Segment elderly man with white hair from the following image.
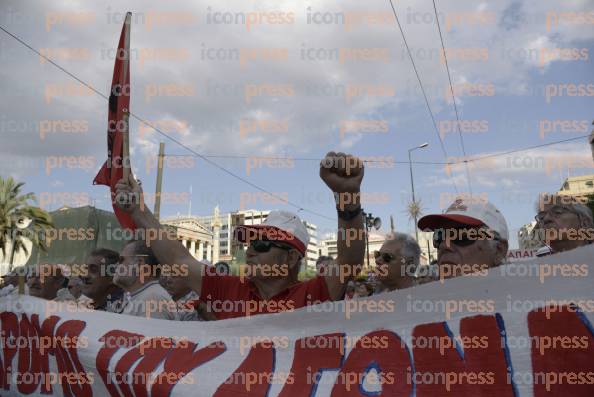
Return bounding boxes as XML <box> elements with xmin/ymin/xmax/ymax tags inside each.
<box><xmin>419</xmin><ymin>197</ymin><xmax>509</xmax><ymax>280</ymax></box>
<box><xmin>373</xmin><ymin>232</ymin><xmax>422</xmax><ymax>293</ymax></box>
<box><xmin>535</xmin><ymin>193</ymin><xmax>594</xmax><ymax>254</ymax></box>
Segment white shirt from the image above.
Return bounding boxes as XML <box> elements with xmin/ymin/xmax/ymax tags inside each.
<box><xmin>0</xmin><ymin>285</ymin><xmax>15</xmax><ymax>297</ymax></box>
<box><xmin>176</xmin><ymin>290</ymin><xmax>201</xmax><ymax>321</ymax></box>
<box><xmin>119</xmin><ymin>281</ymin><xmax>177</xmax><ymax>320</ymax></box>
<box><xmin>54</xmin><ymin>288</ymin><xmax>75</xmax><ymax>301</ymax></box>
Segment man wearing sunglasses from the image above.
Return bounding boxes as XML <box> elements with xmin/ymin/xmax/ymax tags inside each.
<box><xmin>534</xmin><ymin>193</ymin><xmax>594</xmax><ymax>254</ymax></box>
<box><xmin>115</xmin><ymin>151</ymin><xmax>365</xmax><ymax>319</ymax></box>
<box><xmin>418</xmin><ymin>198</ymin><xmax>509</xmax><ymax>280</ymax></box>
<box><xmin>374</xmin><ymin>232</ymin><xmax>421</xmax><ymax>293</ymax></box>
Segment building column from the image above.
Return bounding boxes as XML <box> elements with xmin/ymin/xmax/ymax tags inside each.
<box><xmin>213</xmin><ymin>228</ymin><xmax>220</xmax><ymax>264</ymax></box>
<box><xmin>182</xmin><ymin>239</ymin><xmax>187</xmax><ymax>250</ymax></box>
<box><xmin>206</xmin><ymin>242</ymin><xmax>212</xmax><ymax>262</ymax></box>
<box><xmin>198</xmin><ymin>241</ymin><xmax>204</xmax><ymax>260</ymax></box>
<box><xmin>190</xmin><ymin>240</ymin><xmax>196</xmax><ymax>258</ymax></box>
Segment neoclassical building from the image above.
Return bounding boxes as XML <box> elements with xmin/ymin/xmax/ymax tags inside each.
<box><xmin>162</xmin><ymin>207</ymin><xmax>221</xmax><ymax>264</ymax></box>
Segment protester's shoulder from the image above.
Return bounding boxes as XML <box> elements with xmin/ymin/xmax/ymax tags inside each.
<box><xmin>180</xmin><ymin>290</ymin><xmax>199</xmax><ymax>302</ymax></box>
<box><xmin>202</xmin><ymin>272</ymin><xmax>244</xmax><ymax>287</ymax></box>
<box><xmin>178</xmin><ymin>308</ymin><xmax>200</xmax><ymax>321</ymax></box>
<box><xmin>144</xmin><ymin>282</ymin><xmax>174</xmax><ymax>300</ymax></box>
<box><xmin>0</xmin><ymin>285</ymin><xmax>15</xmax><ymax>297</ymax></box>
<box><xmin>54</xmin><ymin>288</ymin><xmax>75</xmax><ymax>302</ymax></box>
<box><xmin>300</xmin><ymin>275</ymin><xmax>329</xmax><ymax>291</ymax></box>
<box><xmin>303</xmin><ymin>275</ymin><xmax>326</xmax><ymax>284</ymax></box>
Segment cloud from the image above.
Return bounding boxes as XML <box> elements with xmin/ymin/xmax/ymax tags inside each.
<box><xmin>1</xmin><ymin>0</ymin><xmax>592</xmax><ymax>169</ymax></box>
<box><xmin>425</xmin><ymin>141</ymin><xmax>594</xmax><ymax>189</ymax></box>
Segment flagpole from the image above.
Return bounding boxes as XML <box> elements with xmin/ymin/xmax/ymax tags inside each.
<box><xmin>93</xmin><ymin>11</ymin><xmax>136</xmax><ymax>230</ymax></box>
<box><xmin>121</xmin><ymin>12</ymin><xmax>131</xmax><ymax>182</ymax></box>
<box><xmin>154</xmin><ymin>142</ymin><xmax>165</xmax><ymax>221</ymax></box>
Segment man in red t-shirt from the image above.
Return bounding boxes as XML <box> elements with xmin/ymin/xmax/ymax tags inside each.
<box><xmin>115</xmin><ymin>151</ymin><xmax>365</xmax><ymax>319</ymax></box>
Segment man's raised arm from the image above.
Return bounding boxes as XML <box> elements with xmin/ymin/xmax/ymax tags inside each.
<box><xmin>115</xmin><ymin>174</ymin><xmax>206</xmax><ymax>295</ymax></box>
<box><xmin>319</xmin><ymin>152</ymin><xmax>365</xmax><ymax>301</ymax></box>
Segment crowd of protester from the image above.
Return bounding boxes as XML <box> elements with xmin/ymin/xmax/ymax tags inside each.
<box><xmin>1</xmin><ymin>152</ymin><xmax>592</xmax><ymax>323</ymax></box>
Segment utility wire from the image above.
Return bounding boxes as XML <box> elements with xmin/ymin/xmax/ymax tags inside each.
<box><xmin>163</xmin><ymin>135</ymin><xmax>590</xmax><ymax>166</ymax></box>
<box><xmin>386</xmin><ymin>0</ymin><xmax>459</xmax><ymax>193</ymax></box>
<box><xmin>165</xmin><ymin>133</ymin><xmax>591</xmax><ymax>165</ymax></box>
<box><xmin>164</xmin><ymin>154</ymin><xmax>451</xmax><ymax>164</ymax></box>
<box><xmin>463</xmin><ymin>135</ymin><xmax>590</xmax><ymax>163</ymax></box>
<box><xmin>0</xmin><ymin>24</ymin><xmax>336</xmax><ymax>221</ymax></box>
<box><xmin>431</xmin><ymin>0</ymin><xmax>473</xmax><ymax>193</ymax></box>
<box><xmin>0</xmin><ymin>25</ymin><xmax>589</xmax><ymax>213</ymax></box>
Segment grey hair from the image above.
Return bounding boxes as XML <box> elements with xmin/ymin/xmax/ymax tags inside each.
<box><xmin>573</xmin><ymin>203</ymin><xmax>594</xmax><ymax>228</ymax></box>
<box><xmin>536</xmin><ymin>193</ymin><xmax>594</xmax><ymax>228</ymax></box>
<box><xmin>385</xmin><ymin>232</ymin><xmax>421</xmax><ymax>265</ymax></box>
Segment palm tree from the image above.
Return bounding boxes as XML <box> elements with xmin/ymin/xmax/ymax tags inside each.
<box><xmin>0</xmin><ymin>176</ymin><xmax>54</xmax><ymax>271</ymax></box>
<box><xmin>406</xmin><ymin>199</ymin><xmax>423</xmax><ymax>224</ymax></box>
<box><xmin>405</xmin><ymin>198</ymin><xmax>424</xmax><ymax>242</ymax></box>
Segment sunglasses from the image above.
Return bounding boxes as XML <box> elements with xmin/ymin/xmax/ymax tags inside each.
<box><xmin>249</xmin><ymin>240</ymin><xmax>292</xmax><ymax>253</ymax></box>
<box><xmin>373</xmin><ymin>250</ymin><xmax>397</xmax><ymax>263</ymax></box>
<box><xmin>432</xmin><ymin>228</ymin><xmax>486</xmax><ymax>249</ymax></box>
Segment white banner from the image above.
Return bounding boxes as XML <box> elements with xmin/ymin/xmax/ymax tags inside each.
<box><xmin>1</xmin><ymin>245</ymin><xmax>593</xmax><ymax>396</ymax></box>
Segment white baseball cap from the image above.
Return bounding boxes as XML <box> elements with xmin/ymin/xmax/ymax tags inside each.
<box><xmin>418</xmin><ymin>197</ymin><xmax>509</xmax><ymax>241</ymax></box>
<box><xmin>234</xmin><ymin>210</ymin><xmax>310</xmax><ymax>255</ymax></box>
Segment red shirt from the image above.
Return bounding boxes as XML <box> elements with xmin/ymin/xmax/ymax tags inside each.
<box><xmin>199</xmin><ymin>274</ymin><xmax>331</xmax><ymax>320</ymax></box>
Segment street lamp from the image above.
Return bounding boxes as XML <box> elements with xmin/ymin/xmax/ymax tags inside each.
<box><xmin>408</xmin><ymin>143</ymin><xmax>429</xmax><ymax>242</ymax></box>
<box><xmin>363</xmin><ymin>211</ymin><xmax>381</xmax><ymax>270</ymax></box>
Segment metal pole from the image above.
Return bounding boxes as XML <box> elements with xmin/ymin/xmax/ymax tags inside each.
<box><xmin>409</xmin><ymin>149</ymin><xmax>419</xmax><ymax>242</ymax></box>
<box><xmin>121</xmin><ymin>13</ymin><xmax>132</xmax><ymax>183</ymax></box>
<box><xmin>365</xmin><ymin>221</ymin><xmax>370</xmax><ymax>270</ymax></box>
<box><xmin>154</xmin><ymin>142</ymin><xmax>165</xmax><ymax>220</ymax></box>
<box><xmin>8</xmin><ymin>242</ymin><xmax>16</xmax><ymax>273</ymax></box>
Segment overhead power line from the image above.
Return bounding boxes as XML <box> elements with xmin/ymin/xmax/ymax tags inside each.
<box><xmin>164</xmin><ymin>134</ymin><xmax>591</xmax><ymax>165</ymax></box>
<box><xmin>386</xmin><ymin>0</ymin><xmax>460</xmax><ymax>194</ymax></box>
<box><xmin>431</xmin><ymin>0</ymin><xmax>473</xmax><ymax>193</ymax></box>
<box><xmin>0</xmin><ymin>24</ymin><xmax>336</xmax><ymax>221</ymax></box>
<box><xmin>0</xmin><ymin>24</ymin><xmax>590</xmax><ymax>217</ymax></box>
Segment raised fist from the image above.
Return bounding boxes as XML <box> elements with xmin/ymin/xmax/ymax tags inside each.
<box><xmin>114</xmin><ymin>173</ymin><xmax>144</xmax><ymax>213</ymax></box>
<box><xmin>320</xmin><ymin>152</ymin><xmax>364</xmax><ymax>209</ymax></box>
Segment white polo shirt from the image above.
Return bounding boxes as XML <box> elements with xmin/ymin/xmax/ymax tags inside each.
<box><xmin>119</xmin><ymin>281</ymin><xmax>177</xmax><ymax>320</ymax></box>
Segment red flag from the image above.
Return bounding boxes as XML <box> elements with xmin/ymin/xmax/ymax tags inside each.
<box><xmin>93</xmin><ymin>12</ymin><xmax>135</xmax><ymax>230</ymax></box>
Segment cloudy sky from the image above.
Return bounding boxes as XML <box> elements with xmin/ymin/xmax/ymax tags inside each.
<box><xmin>1</xmin><ymin>0</ymin><xmax>593</xmax><ymax>247</ymax></box>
